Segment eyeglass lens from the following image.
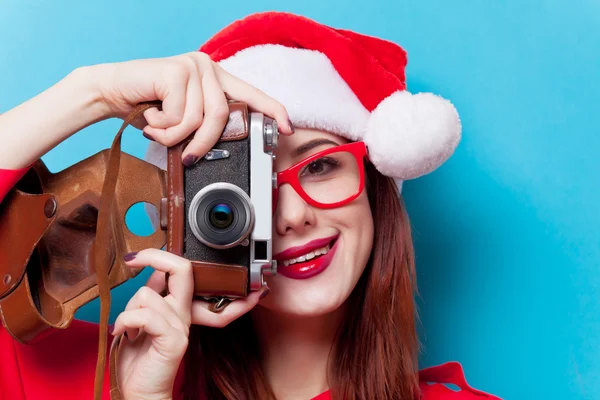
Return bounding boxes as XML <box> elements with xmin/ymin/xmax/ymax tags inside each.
<box><xmin>297</xmin><ymin>150</ymin><xmax>360</xmax><ymax>205</ymax></box>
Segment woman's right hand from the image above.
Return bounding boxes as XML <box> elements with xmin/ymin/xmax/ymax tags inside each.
<box><xmin>92</xmin><ymin>51</ymin><xmax>294</xmax><ymax>163</ymax></box>
<box><xmin>111</xmin><ymin>249</ymin><xmax>269</xmax><ymax>400</ymax></box>
<box><xmin>0</xmin><ymin>51</ymin><xmax>293</xmax><ymax>169</ymax></box>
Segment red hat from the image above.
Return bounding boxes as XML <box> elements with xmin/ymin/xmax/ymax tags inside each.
<box><xmin>147</xmin><ymin>12</ymin><xmax>461</xmax><ymax>182</ymax></box>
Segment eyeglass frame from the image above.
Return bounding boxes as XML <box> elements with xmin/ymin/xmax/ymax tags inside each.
<box><xmin>273</xmin><ymin>141</ymin><xmax>369</xmax><ymax>210</ymax></box>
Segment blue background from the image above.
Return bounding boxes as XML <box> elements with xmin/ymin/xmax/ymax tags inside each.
<box><xmin>1</xmin><ymin>1</ymin><xmax>598</xmax><ymax>399</ymax></box>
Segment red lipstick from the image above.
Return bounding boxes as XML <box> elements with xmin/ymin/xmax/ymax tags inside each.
<box><xmin>274</xmin><ymin>235</ymin><xmax>339</xmax><ymax>280</ymax></box>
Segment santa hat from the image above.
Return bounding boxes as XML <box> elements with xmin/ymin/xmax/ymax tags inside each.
<box><xmin>145</xmin><ymin>12</ymin><xmax>461</xmax><ymax>183</ymax></box>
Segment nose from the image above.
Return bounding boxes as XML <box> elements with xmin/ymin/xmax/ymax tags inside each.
<box><xmin>274</xmin><ymin>184</ymin><xmax>316</xmax><ymax>236</ymax></box>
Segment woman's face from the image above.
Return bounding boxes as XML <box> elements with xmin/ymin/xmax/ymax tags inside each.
<box><xmin>260</xmin><ymin>128</ymin><xmax>374</xmax><ymax>317</ymax></box>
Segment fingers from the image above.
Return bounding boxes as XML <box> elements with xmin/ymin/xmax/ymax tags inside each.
<box><xmin>123</xmin><ymin>249</ymin><xmax>193</xmax><ymax>326</ymax></box>
<box><xmin>190</xmin><ymin>287</ymin><xmax>268</xmax><ymax>328</ymax></box>
<box><xmin>123</xmin><ymin>247</ymin><xmax>269</xmax><ymax>332</ymax></box>
<box><xmin>137</xmin><ymin>52</ymin><xmax>293</xmax><ymax>158</ymax></box>
<box><xmin>145</xmin><ymin>270</ymin><xmax>167</xmax><ymax>294</ymax></box>
<box><xmin>143</xmin><ymin>107</ymin><xmax>163</xmax><ymax>127</ymax></box>
<box><xmin>111</xmin><ymin>308</ymin><xmax>189</xmax><ymax>359</ymax></box>
<box><xmin>214</xmin><ymin>62</ymin><xmax>294</xmax><ymax>135</ymax></box>
<box><xmin>123</xmin><ymin>286</ymin><xmax>189</xmax><ymax>340</ymax></box>
<box><xmin>145</xmin><ymin>62</ymin><xmax>205</xmax><ymax>147</ymax></box>
<box><xmin>144</xmin><ymin>62</ymin><xmax>190</xmax><ymax>128</ymax></box>
<box><xmin>112</xmin><ymin>307</ymin><xmax>169</xmax><ymax>337</ymax></box>
<box><xmin>181</xmin><ymin>60</ymin><xmax>230</xmax><ymax>164</ymax></box>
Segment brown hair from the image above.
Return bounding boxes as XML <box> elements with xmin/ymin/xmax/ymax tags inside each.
<box><xmin>183</xmin><ymin>163</ymin><xmax>420</xmax><ymax>399</ymax></box>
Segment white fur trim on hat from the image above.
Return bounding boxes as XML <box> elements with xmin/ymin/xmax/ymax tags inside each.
<box><xmin>218</xmin><ymin>44</ymin><xmax>370</xmax><ymax>140</ymax></box>
<box><xmin>145</xmin><ymin>44</ymin><xmax>461</xmax><ymax>182</ymax></box>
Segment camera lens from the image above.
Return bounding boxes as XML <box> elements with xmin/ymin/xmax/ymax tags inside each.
<box><xmin>188</xmin><ymin>183</ymin><xmax>254</xmax><ymax>249</ymax></box>
<box><xmin>209</xmin><ymin>203</ymin><xmax>234</xmax><ymax>229</ymax></box>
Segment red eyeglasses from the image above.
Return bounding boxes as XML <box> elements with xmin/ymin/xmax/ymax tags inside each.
<box><xmin>273</xmin><ymin>141</ymin><xmax>368</xmax><ymax>209</ymax></box>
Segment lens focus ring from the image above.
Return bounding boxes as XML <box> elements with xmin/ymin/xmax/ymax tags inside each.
<box><xmin>188</xmin><ymin>183</ymin><xmax>254</xmax><ymax>249</ymax></box>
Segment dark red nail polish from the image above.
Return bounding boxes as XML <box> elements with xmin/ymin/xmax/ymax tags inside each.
<box><xmin>183</xmin><ymin>155</ymin><xmax>199</xmax><ymax>167</ymax></box>
<box><xmin>259</xmin><ymin>287</ymin><xmax>270</xmax><ymax>299</ymax></box>
<box><xmin>123</xmin><ymin>252</ymin><xmax>138</xmax><ymax>262</ymax></box>
<box><xmin>143</xmin><ymin>132</ymin><xmax>155</xmax><ymax>141</ymax></box>
<box><xmin>287</xmin><ymin>119</ymin><xmax>295</xmax><ymax>134</ymax></box>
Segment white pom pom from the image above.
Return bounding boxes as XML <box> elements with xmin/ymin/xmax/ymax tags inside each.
<box><xmin>364</xmin><ymin>91</ymin><xmax>461</xmax><ymax>180</ymax></box>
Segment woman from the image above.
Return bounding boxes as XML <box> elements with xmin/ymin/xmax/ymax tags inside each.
<box><xmin>0</xmin><ymin>12</ymin><xmax>500</xmax><ymax>400</ymax></box>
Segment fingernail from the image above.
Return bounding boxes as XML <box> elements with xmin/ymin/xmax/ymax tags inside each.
<box><xmin>123</xmin><ymin>252</ymin><xmax>138</xmax><ymax>262</ymax></box>
<box><xmin>259</xmin><ymin>287</ymin><xmax>270</xmax><ymax>300</ymax></box>
<box><xmin>142</xmin><ymin>132</ymin><xmax>156</xmax><ymax>141</ymax></box>
<box><xmin>183</xmin><ymin>154</ymin><xmax>199</xmax><ymax>167</ymax></box>
<box><xmin>287</xmin><ymin>118</ymin><xmax>295</xmax><ymax>134</ymax></box>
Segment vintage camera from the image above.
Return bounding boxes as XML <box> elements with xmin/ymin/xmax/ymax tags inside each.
<box><xmin>177</xmin><ymin>102</ymin><xmax>279</xmax><ymax>293</ymax></box>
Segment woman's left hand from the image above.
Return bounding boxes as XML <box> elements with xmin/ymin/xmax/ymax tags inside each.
<box><xmin>111</xmin><ymin>248</ymin><xmax>267</xmax><ymax>400</ymax></box>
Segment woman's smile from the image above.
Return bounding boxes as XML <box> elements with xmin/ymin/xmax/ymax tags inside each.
<box><xmin>274</xmin><ymin>234</ymin><xmax>340</xmax><ymax>279</ymax></box>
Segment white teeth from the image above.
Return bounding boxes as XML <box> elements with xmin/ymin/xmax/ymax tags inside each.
<box><xmin>314</xmin><ymin>246</ymin><xmax>327</xmax><ymax>256</ymax></box>
<box><xmin>280</xmin><ymin>243</ymin><xmax>332</xmax><ymax>265</ymax></box>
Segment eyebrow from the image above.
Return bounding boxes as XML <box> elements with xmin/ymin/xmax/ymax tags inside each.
<box><xmin>292</xmin><ymin>138</ymin><xmax>340</xmax><ymax>157</ymax></box>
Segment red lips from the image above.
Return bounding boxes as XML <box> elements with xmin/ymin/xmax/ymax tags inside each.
<box><xmin>274</xmin><ymin>235</ymin><xmax>339</xmax><ymax>280</ymax></box>
<box><xmin>273</xmin><ymin>235</ymin><xmax>338</xmax><ymax>260</ymax></box>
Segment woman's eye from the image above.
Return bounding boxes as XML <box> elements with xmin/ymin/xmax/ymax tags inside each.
<box><xmin>301</xmin><ymin>157</ymin><xmax>339</xmax><ymax>176</ymax></box>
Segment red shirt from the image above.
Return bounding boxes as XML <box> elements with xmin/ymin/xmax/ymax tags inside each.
<box><xmin>0</xmin><ymin>168</ymin><xmax>501</xmax><ymax>400</ymax></box>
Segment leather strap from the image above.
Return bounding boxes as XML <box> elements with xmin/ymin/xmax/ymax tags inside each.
<box><xmin>94</xmin><ymin>102</ymin><xmax>159</xmax><ymax>400</ymax></box>
<box><xmin>109</xmin><ymin>332</ymin><xmax>124</xmax><ymax>400</ymax></box>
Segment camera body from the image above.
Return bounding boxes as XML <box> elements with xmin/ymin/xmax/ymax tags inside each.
<box><xmin>181</xmin><ymin>103</ymin><xmax>278</xmax><ymax>294</ymax></box>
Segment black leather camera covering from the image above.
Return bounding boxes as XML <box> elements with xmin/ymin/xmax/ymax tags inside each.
<box><xmin>183</xmin><ymin>139</ymin><xmax>251</xmax><ymax>267</ymax></box>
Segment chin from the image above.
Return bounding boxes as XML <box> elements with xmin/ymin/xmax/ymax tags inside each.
<box><xmin>260</xmin><ymin>251</ymin><xmax>364</xmax><ymax>318</ymax></box>
<box><xmin>260</xmin><ymin>286</ymin><xmax>348</xmax><ymax>317</ymax></box>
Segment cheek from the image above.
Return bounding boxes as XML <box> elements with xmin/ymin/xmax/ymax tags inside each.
<box><xmin>261</xmin><ymin>194</ymin><xmax>374</xmax><ymax>315</ymax></box>
<box><xmin>328</xmin><ymin>194</ymin><xmax>374</xmax><ymax>298</ymax></box>
<box><xmin>344</xmin><ymin>195</ymin><xmax>374</xmax><ymax>277</ymax></box>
